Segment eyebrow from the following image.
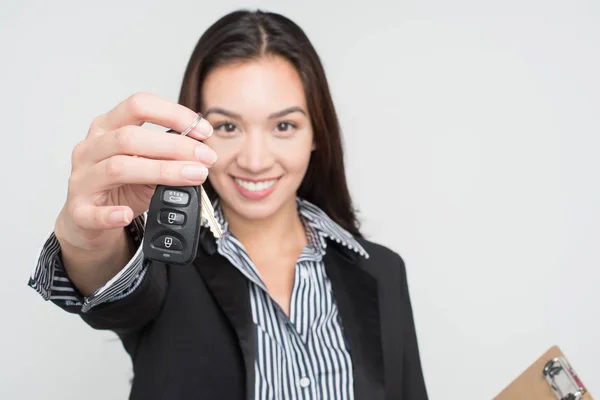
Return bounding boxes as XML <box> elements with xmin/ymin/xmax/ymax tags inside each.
<box><xmin>204</xmin><ymin>106</ymin><xmax>306</xmax><ymax>120</ymax></box>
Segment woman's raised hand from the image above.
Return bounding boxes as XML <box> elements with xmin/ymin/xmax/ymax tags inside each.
<box><xmin>55</xmin><ymin>92</ymin><xmax>216</xmax><ymax>254</ymax></box>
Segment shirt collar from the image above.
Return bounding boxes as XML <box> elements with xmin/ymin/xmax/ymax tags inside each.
<box><xmin>206</xmin><ymin>196</ymin><xmax>369</xmax><ymax>260</ymax></box>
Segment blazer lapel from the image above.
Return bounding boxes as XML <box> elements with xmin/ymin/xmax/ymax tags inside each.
<box><xmin>192</xmin><ymin>230</ymin><xmax>385</xmax><ymax>400</ymax></box>
<box><xmin>324</xmin><ymin>243</ymin><xmax>385</xmax><ymax>400</ymax></box>
<box><xmin>193</xmin><ymin>230</ymin><xmax>256</xmax><ymax>400</ymax></box>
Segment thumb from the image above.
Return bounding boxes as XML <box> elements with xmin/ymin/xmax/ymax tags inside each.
<box><xmin>72</xmin><ymin>204</ymin><xmax>135</xmax><ymax>231</ymax></box>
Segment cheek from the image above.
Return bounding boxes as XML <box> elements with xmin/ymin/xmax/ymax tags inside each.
<box><xmin>275</xmin><ymin>135</ymin><xmax>313</xmax><ymax>174</ymax></box>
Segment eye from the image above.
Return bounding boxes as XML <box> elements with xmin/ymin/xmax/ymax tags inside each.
<box><xmin>213</xmin><ymin>122</ymin><xmax>238</xmax><ymax>136</ymax></box>
<box><xmin>275</xmin><ymin>122</ymin><xmax>296</xmax><ymax>135</ymax></box>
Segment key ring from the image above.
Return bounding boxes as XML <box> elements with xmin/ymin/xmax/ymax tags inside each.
<box><xmin>180</xmin><ymin>112</ymin><xmax>203</xmax><ymax>136</ymax></box>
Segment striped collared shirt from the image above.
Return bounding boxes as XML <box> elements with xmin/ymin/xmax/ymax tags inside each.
<box><xmin>28</xmin><ymin>197</ymin><xmax>369</xmax><ymax>399</ymax></box>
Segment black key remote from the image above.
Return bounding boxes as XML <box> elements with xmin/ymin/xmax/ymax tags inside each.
<box><xmin>142</xmin><ymin>185</ymin><xmax>202</xmax><ymax>265</ymax></box>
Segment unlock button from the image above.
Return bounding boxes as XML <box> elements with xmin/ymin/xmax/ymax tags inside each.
<box><xmin>160</xmin><ymin>210</ymin><xmax>185</xmax><ymax>226</ymax></box>
<box><xmin>153</xmin><ymin>235</ymin><xmax>183</xmax><ymax>251</ymax></box>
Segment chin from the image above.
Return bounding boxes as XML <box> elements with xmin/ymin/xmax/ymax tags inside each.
<box><xmin>229</xmin><ymin>201</ymin><xmax>280</xmax><ymax>222</ymax></box>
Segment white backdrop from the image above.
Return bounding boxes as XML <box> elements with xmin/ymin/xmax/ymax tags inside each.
<box><xmin>1</xmin><ymin>0</ymin><xmax>599</xmax><ymax>398</ymax></box>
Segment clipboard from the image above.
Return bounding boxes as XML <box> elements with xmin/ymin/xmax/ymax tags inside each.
<box><xmin>494</xmin><ymin>345</ymin><xmax>593</xmax><ymax>400</ymax></box>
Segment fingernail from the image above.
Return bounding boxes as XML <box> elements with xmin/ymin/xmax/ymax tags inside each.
<box><xmin>109</xmin><ymin>210</ymin><xmax>125</xmax><ymax>224</ymax></box>
<box><xmin>193</xmin><ymin>119</ymin><xmax>213</xmax><ymax>138</ymax></box>
<box><xmin>181</xmin><ymin>165</ymin><xmax>208</xmax><ymax>180</ymax></box>
<box><xmin>195</xmin><ymin>146</ymin><xmax>217</xmax><ymax>163</ymax></box>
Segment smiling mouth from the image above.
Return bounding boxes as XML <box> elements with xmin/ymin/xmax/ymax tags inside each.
<box><xmin>233</xmin><ymin>177</ymin><xmax>280</xmax><ymax>192</ymax></box>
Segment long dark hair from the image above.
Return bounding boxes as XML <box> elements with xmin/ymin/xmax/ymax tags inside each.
<box><xmin>177</xmin><ymin>9</ymin><xmax>362</xmax><ymax>237</ymax></box>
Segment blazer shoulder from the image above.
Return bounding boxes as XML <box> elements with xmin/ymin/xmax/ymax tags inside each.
<box><xmin>353</xmin><ymin>236</ymin><xmax>407</xmax><ymax>275</ymax></box>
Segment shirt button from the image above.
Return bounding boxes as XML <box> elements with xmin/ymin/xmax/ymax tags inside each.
<box><xmin>299</xmin><ymin>377</ymin><xmax>311</xmax><ymax>388</ymax></box>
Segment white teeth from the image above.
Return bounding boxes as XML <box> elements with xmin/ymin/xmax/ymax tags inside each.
<box><xmin>235</xmin><ymin>178</ymin><xmax>278</xmax><ymax>192</ymax></box>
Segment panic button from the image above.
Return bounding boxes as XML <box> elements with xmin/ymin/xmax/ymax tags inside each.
<box><xmin>152</xmin><ymin>235</ymin><xmax>183</xmax><ymax>251</ymax></box>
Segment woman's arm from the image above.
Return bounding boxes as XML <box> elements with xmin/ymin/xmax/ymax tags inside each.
<box><xmin>78</xmin><ymin>258</ymin><xmax>167</xmax><ymax>336</ymax></box>
<box><xmin>29</xmin><ymin>214</ymin><xmax>167</xmax><ymax>337</ymax></box>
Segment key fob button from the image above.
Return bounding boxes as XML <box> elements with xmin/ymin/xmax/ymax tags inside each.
<box><xmin>143</xmin><ymin>184</ymin><xmax>202</xmax><ymax>265</ymax></box>
<box><xmin>162</xmin><ymin>190</ymin><xmax>190</xmax><ymax>206</ymax></box>
<box><xmin>159</xmin><ymin>210</ymin><xmax>186</xmax><ymax>226</ymax></box>
<box><xmin>153</xmin><ymin>235</ymin><xmax>184</xmax><ymax>251</ymax></box>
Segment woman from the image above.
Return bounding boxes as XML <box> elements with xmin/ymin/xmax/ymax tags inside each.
<box><xmin>29</xmin><ymin>9</ymin><xmax>428</xmax><ymax>400</ymax></box>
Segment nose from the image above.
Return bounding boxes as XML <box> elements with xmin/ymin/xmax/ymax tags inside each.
<box><xmin>236</xmin><ymin>130</ymin><xmax>274</xmax><ymax>174</ymax></box>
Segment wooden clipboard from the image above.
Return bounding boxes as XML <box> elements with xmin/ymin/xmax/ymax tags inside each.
<box><xmin>494</xmin><ymin>345</ymin><xmax>593</xmax><ymax>400</ymax></box>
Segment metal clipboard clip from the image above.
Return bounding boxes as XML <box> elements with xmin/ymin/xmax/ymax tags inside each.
<box><xmin>543</xmin><ymin>356</ymin><xmax>588</xmax><ymax>400</ymax></box>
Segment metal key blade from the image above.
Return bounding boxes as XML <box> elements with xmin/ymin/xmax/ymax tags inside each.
<box><xmin>199</xmin><ymin>185</ymin><xmax>223</xmax><ymax>238</ymax></box>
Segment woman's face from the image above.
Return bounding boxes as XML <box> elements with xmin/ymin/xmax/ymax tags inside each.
<box><xmin>201</xmin><ymin>55</ymin><xmax>314</xmax><ymax>223</ymax></box>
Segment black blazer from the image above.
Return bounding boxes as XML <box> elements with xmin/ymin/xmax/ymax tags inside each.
<box><xmin>73</xmin><ymin>230</ymin><xmax>428</xmax><ymax>400</ymax></box>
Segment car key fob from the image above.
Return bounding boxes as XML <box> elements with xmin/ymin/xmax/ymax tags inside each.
<box><xmin>142</xmin><ymin>185</ymin><xmax>202</xmax><ymax>265</ymax></box>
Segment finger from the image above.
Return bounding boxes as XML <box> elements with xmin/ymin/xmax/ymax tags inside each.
<box><xmin>89</xmin><ymin>92</ymin><xmax>213</xmax><ymax>141</ymax></box>
<box><xmin>71</xmin><ymin>204</ymin><xmax>134</xmax><ymax>231</ymax></box>
<box><xmin>77</xmin><ymin>125</ymin><xmax>218</xmax><ymax>166</ymax></box>
<box><xmin>79</xmin><ymin>155</ymin><xmax>209</xmax><ymax>192</ymax></box>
